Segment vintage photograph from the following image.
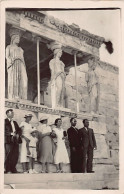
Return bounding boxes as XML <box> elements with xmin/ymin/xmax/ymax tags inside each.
<box><xmin>1</xmin><ymin>4</ymin><xmax>120</xmax><ymax>190</ymax></box>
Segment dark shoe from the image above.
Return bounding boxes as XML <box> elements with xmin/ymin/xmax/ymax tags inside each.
<box><xmin>87</xmin><ymin>171</ymin><xmax>94</xmax><ymax>173</ymax></box>
<box><xmin>11</xmin><ymin>170</ymin><xmax>20</xmax><ymax>173</ymax></box>
<box><xmin>4</xmin><ymin>171</ymin><xmax>12</xmax><ymax>174</ymax></box>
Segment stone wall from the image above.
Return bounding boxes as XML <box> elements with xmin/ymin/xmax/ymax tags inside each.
<box><xmin>65</xmin><ymin>61</ymin><xmax>119</xmax><ymax>170</ymax></box>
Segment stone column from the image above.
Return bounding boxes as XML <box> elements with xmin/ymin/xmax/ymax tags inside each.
<box><xmin>48</xmin><ymin>41</ymin><xmax>66</xmax><ymax>109</ymax></box>
<box><xmin>85</xmin><ymin>56</ymin><xmax>100</xmax><ymax>114</ymax></box>
<box><xmin>6</xmin><ymin>27</ymin><xmax>28</xmax><ymax>100</ymax></box>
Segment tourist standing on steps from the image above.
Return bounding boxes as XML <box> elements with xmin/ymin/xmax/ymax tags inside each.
<box><xmin>27</xmin><ymin>127</ymin><xmax>38</xmax><ymax>174</ymax></box>
<box><xmin>52</xmin><ymin>118</ymin><xmax>69</xmax><ymax>173</ymax></box>
<box><xmin>67</xmin><ymin>118</ymin><xmax>82</xmax><ymax>173</ymax></box>
<box><xmin>4</xmin><ymin>109</ymin><xmax>22</xmax><ymax>173</ymax></box>
<box><xmin>79</xmin><ymin>119</ymin><xmax>97</xmax><ymax>173</ymax></box>
<box><xmin>19</xmin><ymin>114</ymin><xmax>33</xmax><ymax>173</ymax></box>
<box><xmin>37</xmin><ymin>116</ymin><xmax>55</xmax><ymax>173</ymax></box>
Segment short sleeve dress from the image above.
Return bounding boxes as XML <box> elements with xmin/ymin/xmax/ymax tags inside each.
<box><xmin>19</xmin><ymin>121</ymin><xmax>32</xmax><ymax>163</ymax></box>
<box><xmin>37</xmin><ymin>124</ymin><xmax>54</xmax><ymax>163</ymax></box>
<box><xmin>53</xmin><ymin>127</ymin><xmax>69</xmax><ymax>164</ymax></box>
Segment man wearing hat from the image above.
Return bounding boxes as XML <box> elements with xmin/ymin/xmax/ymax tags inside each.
<box><xmin>4</xmin><ymin>109</ymin><xmax>22</xmax><ymax>173</ymax></box>
<box><xmin>19</xmin><ymin>113</ymin><xmax>33</xmax><ymax>173</ymax></box>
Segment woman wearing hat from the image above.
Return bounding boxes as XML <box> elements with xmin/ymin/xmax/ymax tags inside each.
<box><xmin>19</xmin><ymin>114</ymin><xmax>33</xmax><ymax>173</ymax></box>
<box><xmin>37</xmin><ymin>116</ymin><xmax>54</xmax><ymax>173</ymax></box>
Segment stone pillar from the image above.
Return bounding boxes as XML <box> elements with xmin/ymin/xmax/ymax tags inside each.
<box><xmin>48</xmin><ymin>41</ymin><xmax>66</xmax><ymax>109</ymax></box>
<box><xmin>85</xmin><ymin>56</ymin><xmax>100</xmax><ymax>114</ymax></box>
<box><xmin>6</xmin><ymin>27</ymin><xmax>28</xmax><ymax>100</ymax></box>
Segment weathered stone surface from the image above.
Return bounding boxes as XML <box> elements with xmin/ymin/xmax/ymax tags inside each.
<box><xmin>98</xmin><ymin>115</ymin><xmax>106</xmax><ymax>123</ymax></box>
<box><xmin>93</xmin><ymin>158</ymin><xmax>113</xmax><ymax>165</ymax></box>
<box><xmin>106</xmin><ymin>108</ymin><xmax>119</xmax><ymax>118</ymax></box>
<box><xmin>100</xmin><ymin>83</ymin><xmax>118</xmax><ymax>95</ymax></box>
<box><xmin>93</xmin><ymin>164</ymin><xmax>117</xmax><ymax>173</ymax></box>
<box><xmin>105</xmin><ymin>132</ymin><xmax>117</xmax><ymax>143</ymax></box>
<box><xmin>65</xmin><ymin>74</ymin><xmax>75</xmax><ymax>86</ymax></box>
<box><xmin>90</xmin><ymin>121</ymin><xmax>107</xmax><ymax>134</ymax></box>
<box><xmin>111</xmin><ymin>150</ymin><xmax>119</xmax><ymax>165</ymax></box>
<box><xmin>99</xmin><ymin>106</ymin><xmax>107</xmax><ymax>115</ymax></box>
<box><xmin>77</xmin><ymin>63</ymin><xmax>88</xmax><ymax>73</ymax></box>
<box><xmin>100</xmin><ymin>93</ymin><xmax>116</xmax><ymax>102</ymax></box>
<box><xmin>78</xmin><ymin>86</ymin><xmax>88</xmax><ymax>95</ymax></box>
<box><xmin>106</xmin><ymin>123</ymin><xmax>119</xmax><ymax>133</ymax></box>
<box><xmin>94</xmin><ymin>134</ymin><xmax>109</xmax><ymax>159</ymax></box>
<box><xmin>100</xmin><ymin>99</ymin><xmax>118</xmax><ymax>110</ymax></box>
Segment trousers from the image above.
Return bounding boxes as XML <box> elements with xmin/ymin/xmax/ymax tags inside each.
<box><xmin>4</xmin><ymin>143</ymin><xmax>19</xmax><ymax>173</ymax></box>
<box><xmin>81</xmin><ymin>145</ymin><xmax>93</xmax><ymax>173</ymax></box>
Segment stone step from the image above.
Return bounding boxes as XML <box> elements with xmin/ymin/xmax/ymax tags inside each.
<box><xmin>4</xmin><ymin>173</ymin><xmax>104</xmax><ymax>184</ymax></box>
<box><xmin>4</xmin><ymin>172</ymin><xmax>119</xmax><ymax>190</ymax></box>
<box><xmin>5</xmin><ymin>181</ymin><xmax>105</xmax><ymax>190</ymax></box>
<box><xmin>104</xmin><ymin>172</ymin><xmax>119</xmax><ymax>180</ymax></box>
<box><xmin>16</xmin><ymin>162</ymin><xmax>71</xmax><ymax>173</ymax></box>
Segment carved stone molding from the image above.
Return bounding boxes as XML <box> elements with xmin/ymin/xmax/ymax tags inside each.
<box><xmin>5</xmin><ymin>99</ymin><xmax>100</xmax><ymax>121</ymax></box>
<box><xmin>48</xmin><ymin>16</ymin><xmax>105</xmax><ymax>49</ymax></box>
<box><xmin>99</xmin><ymin>61</ymin><xmax>119</xmax><ymax>74</ymax></box>
<box><xmin>9</xmin><ymin>10</ymin><xmax>104</xmax><ymax>49</ymax></box>
<box><xmin>5</xmin><ymin>99</ymin><xmax>77</xmax><ymax>117</ymax></box>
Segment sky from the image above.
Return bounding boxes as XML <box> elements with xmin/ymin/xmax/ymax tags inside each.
<box><xmin>47</xmin><ymin>10</ymin><xmax>120</xmax><ymax>67</ymax></box>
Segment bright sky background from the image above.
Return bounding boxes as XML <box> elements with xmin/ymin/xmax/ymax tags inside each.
<box><xmin>47</xmin><ymin>10</ymin><xmax>120</xmax><ymax>67</ymax></box>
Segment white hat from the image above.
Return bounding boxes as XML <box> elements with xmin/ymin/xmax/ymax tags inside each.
<box><xmin>39</xmin><ymin>115</ymin><xmax>49</xmax><ymax>122</ymax></box>
<box><xmin>30</xmin><ymin>127</ymin><xmax>37</xmax><ymax>134</ymax></box>
<box><xmin>24</xmin><ymin>114</ymin><xmax>33</xmax><ymax>118</ymax></box>
<box><xmin>19</xmin><ymin>123</ymin><xmax>24</xmax><ymax>128</ymax></box>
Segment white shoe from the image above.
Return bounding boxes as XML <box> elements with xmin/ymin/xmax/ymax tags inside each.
<box><xmin>32</xmin><ymin>169</ymin><xmax>38</xmax><ymax>174</ymax></box>
<box><xmin>29</xmin><ymin>169</ymin><xmax>33</xmax><ymax>174</ymax></box>
<box><xmin>23</xmin><ymin>171</ymin><xmax>28</xmax><ymax>174</ymax></box>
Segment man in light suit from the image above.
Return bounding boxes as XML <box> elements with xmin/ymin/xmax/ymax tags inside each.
<box><xmin>67</xmin><ymin>118</ymin><xmax>82</xmax><ymax>173</ymax></box>
<box><xmin>4</xmin><ymin>109</ymin><xmax>22</xmax><ymax>173</ymax></box>
<box><xmin>79</xmin><ymin>119</ymin><xmax>97</xmax><ymax>173</ymax></box>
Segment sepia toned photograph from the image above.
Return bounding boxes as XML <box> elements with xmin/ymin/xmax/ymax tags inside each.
<box><xmin>0</xmin><ymin>2</ymin><xmax>121</xmax><ymax>191</ymax></box>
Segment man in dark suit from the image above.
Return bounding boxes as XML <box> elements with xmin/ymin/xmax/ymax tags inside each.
<box><xmin>4</xmin><ymin>109</ymin><xmax>22</xmax><ymax>173</ymax></box>
<box><xmin>67</xmin><ymin>118</ymin><xmax>82</xmax><ymax>173</ymax></box>
<box><xmin>79</xmin><ymin>119</ymin><xmax>97</xmax><ymax>173</ymax></box>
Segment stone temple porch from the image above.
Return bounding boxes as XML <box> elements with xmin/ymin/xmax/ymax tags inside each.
<box><xmin>4</xmin><ymin>9</ymin><xmax>119</xmax><ymax>190</ymax></box>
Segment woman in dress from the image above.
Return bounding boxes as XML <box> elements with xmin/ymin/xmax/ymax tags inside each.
<box><xmin>37</xmin><ymin>116</ymin><xmax>55</xmax><ymax>173</ymax></box>
<box><xmin>53</xmin><ymin>118</ymin><xmax>69</xmax><ymax>173</ymax></box>
<box><xmin>19</xmin><ymin>114</ymin><xmax>33</xmax><ymax>173</ymax></box>
<box><xmin>6</xmin><ymin>27</ymin><xmax>28</xmax><ymax>100</ymax></box>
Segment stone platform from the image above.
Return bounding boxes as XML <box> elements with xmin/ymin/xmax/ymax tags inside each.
<box><xmin>4</xmin><ymin>172</ymin><xmax>119</xmax><ymax>190</ymax></box>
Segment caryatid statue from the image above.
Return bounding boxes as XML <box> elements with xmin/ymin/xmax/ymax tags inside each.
<box><xmin>49</xmin><ymin>42</ymin><xmax>66</xmax><ymax>108</ymax></box>
<box><xmin>85</xmin><ymin>56</ymin><xmax>100</xmax><ymax>114</ymax></box>
<box><xmin>6</xmin><ymin>27</ymin><xmax>28</xmax><ymax>100</ymax></box>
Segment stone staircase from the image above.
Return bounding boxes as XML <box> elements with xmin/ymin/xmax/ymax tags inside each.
<box><xmin>4</xmin><ymin>171</ymin><xmax>119</xmax><ymax>190</ymax></box>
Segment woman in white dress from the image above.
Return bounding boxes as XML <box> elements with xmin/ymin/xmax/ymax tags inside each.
<box><xmin>19</xmin><ymin>114</ymin><xmax>33</xmax><ymax>173</ymax></box>
<box><xmin>53</xmin><ymin>118</ymin><xmax>69</xmax><ymax>173</ymax></box>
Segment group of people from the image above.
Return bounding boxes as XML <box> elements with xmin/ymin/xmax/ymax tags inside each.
<box><xmin>4</xmin><ymin>109</ymin><xmax>97</xmax><ymax>174</ymax></box>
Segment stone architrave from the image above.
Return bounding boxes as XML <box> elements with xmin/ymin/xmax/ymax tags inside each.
<box><xmin>48</xmin><ymin>41</ymin><xmax>66</xmax><ymax>108</ymax></box>
<box><xmin>85</xmin><ymin>57</ymin><xmax>100</xmax><ymax>114</ymax></box>
<box><xmin>5</xmin><ymin>27</ymin><xmax>28</xmax><ymax>100</ymax></box>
